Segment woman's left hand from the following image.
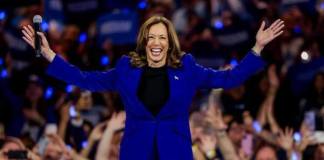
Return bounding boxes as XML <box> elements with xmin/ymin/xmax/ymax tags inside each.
<box><xmin>253</xmin><ymin>19</ymin><xmax>285</xmax><ymax>54</ymax></box>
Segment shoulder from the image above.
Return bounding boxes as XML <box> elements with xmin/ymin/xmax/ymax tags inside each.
<box><xmin>181</xmin><ymin>53</ymin><xmax>196</xmax><ymax>66</ymax></box>
<box><xmin>115</xmin><ymin>55</ymin><xmax>131</xmax><ymax>69</ymax></box>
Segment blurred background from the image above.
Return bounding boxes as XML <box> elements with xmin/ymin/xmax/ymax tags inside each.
<box><xmin>0</xmin><ymin>0</ymin><xmax>323</xmax><ymax>160</ymax></box>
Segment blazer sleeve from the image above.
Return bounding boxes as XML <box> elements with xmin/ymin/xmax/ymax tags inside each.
<box><xmin>46</xmin><ymin>55</ymin><xmax>128</xmax><ymax>92</ymax></box>
<box><xmin>185</xmin><ymin>51</ymin><xmax>265</xmax><ymax>90</ymax></box>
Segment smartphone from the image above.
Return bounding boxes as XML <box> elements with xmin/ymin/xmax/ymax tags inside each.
<box><xmin>313</xmin><ymin>131</ymin><xmax>324</xmax><ymax>144</ymax></box>
<box><xmin>304</xmin><ymin>111</ymin><xmax>315</xmax><ymax>132</ymax></box>
<box><xmin>6</xmin><ymin>150</ymin><xmax>28</xmax><ymax>159</ymax></box>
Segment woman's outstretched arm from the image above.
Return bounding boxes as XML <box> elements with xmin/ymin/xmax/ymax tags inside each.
<box><xmin>22</xmin><ymin>25</ymin><xmax>118</xmax><ymax>92</ymax></box>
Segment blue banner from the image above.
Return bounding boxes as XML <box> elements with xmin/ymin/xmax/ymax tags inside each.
<box><xmin>44</xmin><ymin>0</ymin><xmax>64</xmax><ymax>22</ymax></box>
<box><xmin>96</xmin><ymin>11</ymin><xmax>139</xmax><ymax>46</ymax></box>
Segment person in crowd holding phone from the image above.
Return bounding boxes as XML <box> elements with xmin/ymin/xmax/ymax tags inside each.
<box><xmin>21</xmin><ymin>16</ymin><xmax>284</xmax><ymax>160</ymax></box>
<box><xmin>0</xmin><ymin>137</ymin><xmax>41</xmax><ymax>160</ymax></box>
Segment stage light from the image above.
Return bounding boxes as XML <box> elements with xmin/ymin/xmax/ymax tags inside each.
<box><xmin>0</xmin><ymin>11</ymin><xmax>6</xmax><ymax>20</ymax></box>
<box><xmin>301</xmin><ymin>51</ymin><xmax>310</xmax><ymax>62</ymax></box>
<box><xmin>230</xmin><ymin>58</ymin><xmax>238</xmax><ymax>68</ymax></box>
<box><xmin>41</xmin><ymin>21</ymin><xmax>49</xmax><ymax>31</ymax></box>
<box><xmin>66</xmin><ymin>85</ymin><xmax>74</xmax><ymax>93</ymax></box>
<box><xmin>214</xmin><ymin>20</ymin><xmax>223</xmax><ymax>30</ymax></box>
<box><xmin>79</xmin><ymin>32</ymin><xmax>87</xmax><ymax>43</ymax></box>
<box><xmin>1</xmin><ymin>70</ymin><xmax>7</xmax><ymax>78</ymax></box>
<box><xmin>0</xmin><ymin>58</ymin><xmax>3</xmax><ymax>66</ymax></box>
<box><xmin>138</xmin><ymin>1</ymin><xmax>147</xmax><ymax>10</ymax></box>
<box><xmin>45</xmin><ymin>87</ymin><xmax>54</xmax><ymax>99</ymax></box>
<box><xmin>101</xmin><ymin>55</ymin><xmax>110</xmax><ymax>66</ymax></box>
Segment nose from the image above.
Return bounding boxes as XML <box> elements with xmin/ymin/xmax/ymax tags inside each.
<box><xmin>152</xmin><ymin>37</ymin><xmax>160</xmax><ymax>45</ymax></box>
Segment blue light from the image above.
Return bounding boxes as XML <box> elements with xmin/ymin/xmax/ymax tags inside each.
<box><xmin>79</xmin><ymin>32</ymin><xmax>87</xmax><ymax>43</ymax></box>
<box><xmin>66</xmin><ymin>85</ymin><xmax>74</xmax><ymax>93</ymax></box>
<box><xmin>138</xmin><ymin>1</ymin><xmax>147</xmax><ymax>9</ymax></box>
<box><xmin>253</xmin><ymin>121</ymin><xmax>262</xmax><ymax>133</ymax></box>
<box><xmin>101</xmin><ymin>55</ymin><xmax>109</xmax><ymax>66</ymax></box>
<box><xmin>293</xmin><ymin>25</ymin><xmax>302</xmax><ymax>34</ymax></box>
<box><xmin>69</xmin><ymin>105</ymin><xmax>77</xmax><ymax>117</ymax></box>
<box><xmin>321</xmin><ymin>2</ymin><xmax>324</xmax><ymax>10</ymax></box>
<box><xmin>45</xmin><ymin>87</ymin><xmax>54</xmax><ymax>99</ymax></box>
<box><xmin>293</xmin><ymin>132</ymin><xmax>301</xmax><ymax>143</ymax></box>
<box><xmin>230</xmin><ymin>58</ymin><xmax>238</xmax><ymax>68</ymax></box>
<box><xmin>214</xmin><ymin>20</ymin><xmax>223</xmax><ymax>30</ymax></box>
<box><xmin>0</xmin><ymin>11</ymin><xmax>6</xmax><ymax>20</ymax></box>
<box><xmin>1</xmin><ymin>70</ymin><xmax>7</xmax><ymax>78</ymax></box>
<box><xmin>0</xmin><ymin>58</ymin><xmax>3</xmax><ymax>66</ymax></box>
<box><xmin>41</xmin><ymin>21</ymin><xmax>49</xmax><ymax>32</ymax></box>
<box><xmin>82</xmin><ymin>141</ymin><xmax>88</xmax><ymax>148</ymax></box>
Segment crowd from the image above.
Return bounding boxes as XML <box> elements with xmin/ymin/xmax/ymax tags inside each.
<box><xmin>0</xmin><ymin>0</ymin><xmax>323</xmax><ymax>159</ymax></box>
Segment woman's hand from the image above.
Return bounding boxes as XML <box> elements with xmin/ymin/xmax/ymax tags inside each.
<box><xmin>277</xmin><ymin>127</ymin><xmax>294</xmax><ymax>152</ymax></box>
<box><xmin>253</xmin><ymin>19</ymin><xmax>285</xmax><ymax>55</ymax></box>
<box><xmin>21</xmin><ymin>25</ymin><xmax>56</xmax><ymax>62</ymax></box>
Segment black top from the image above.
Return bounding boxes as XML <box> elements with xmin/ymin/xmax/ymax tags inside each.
<box><xmin>137</xmin><ymin>65</ymin><xmax>169</xmax><ymax>116</ymax></box>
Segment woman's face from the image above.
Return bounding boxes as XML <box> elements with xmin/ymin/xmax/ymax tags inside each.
<box><xmin>145</xmin><ymin>23</ymin><xmax>169</xmax><ymax>68</ymax></box>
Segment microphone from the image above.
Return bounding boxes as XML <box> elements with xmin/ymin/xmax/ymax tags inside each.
<box><xmin>33</xmin><ymin>15</ymin><xmax>42</xmax><ymax>58</ymax></box>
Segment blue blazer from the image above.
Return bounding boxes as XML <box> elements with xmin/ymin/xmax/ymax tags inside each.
<box><xmin>46</xmin><ymin>51</ymin><xmax>265</xmax><ymax>160</ymax></box>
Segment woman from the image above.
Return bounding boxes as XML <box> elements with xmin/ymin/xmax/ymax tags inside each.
<box><xmin>22</xmin><ymin>16</ymin><xmax>284</xmax><ymax>160</ymax></box>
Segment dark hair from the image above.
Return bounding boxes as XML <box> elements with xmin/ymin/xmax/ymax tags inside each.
<box><xmin>129</xmin><ymin>16</ymin><xmax>184</xmax><ymax>68</ymax></box>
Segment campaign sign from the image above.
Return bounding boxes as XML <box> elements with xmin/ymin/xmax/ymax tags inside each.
<box><xmin>97</xmin><ymin>11</ymin><xmax>138</xmax><ymax>46</ymax></box>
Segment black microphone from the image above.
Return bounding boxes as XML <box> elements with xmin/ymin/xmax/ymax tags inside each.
<box><xmin>33</xmin><ymin>15</ymin><xmax>42</xmax><ymax>58</ymax></box>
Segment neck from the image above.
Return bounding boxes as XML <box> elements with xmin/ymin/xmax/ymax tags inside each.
<box><xmin>148</xmin><ymin>60</ymin><xmax>166</xmax><ymax>68</ymax></box>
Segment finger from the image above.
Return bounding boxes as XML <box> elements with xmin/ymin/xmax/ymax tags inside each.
<box><xmin>22</xmin><ymin>26</ymin><xmax>34</xmax><ymax>38</ymax></box>
<box><xmin>37</xmin><ymin>32</ymin><xmax>47</xmax><ymax>45</ymax></box>
<box><xmin>269</xmin><ymin>19</ymin><xmax>281</xmax><ymax>30</ymax></box>
<box><xmin>22</xmin><ymin>37</ymin><xmax>34</xmax><ymax>48</ymax></box>
<box><xmin>272</xmin><ymin>24</ymin><xmax>284</xmax><ymax>35</ymax></box>
<box><xmin>258</xmin><ymin>21</ymin><xmax>266</xmax><ymax>32</ymax></box>
<box><xmin>25</xmin><ymin>26</ymin><xmax>35</xmax><ymax>40</ymax></box>
<box><xmin>273</xmin><ymin>30</ymin><xmax>284</xmax><ymax>39</ymax></box>
<box><xmin>27</xmin><ymin>25</ymin><xmax>35</xmax><ymax>35</ymax></box>
<box><xmin>22</xmin><ymin>30</ymin><xmax>33</xmax><ymax>41</ymax></box>
<box><xmin>271</xmin><ymin>20</ymin><xmax>284</xmax><ymax>31</ymax></box>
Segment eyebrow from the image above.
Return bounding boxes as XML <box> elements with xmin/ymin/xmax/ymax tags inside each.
<box><xmin>148</xmin><ymin>34</ymin><xmax>167</xmax><ymax>37</ymax></box>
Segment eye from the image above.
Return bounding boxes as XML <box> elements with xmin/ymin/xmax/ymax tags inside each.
<box><xmin>160</xmin><ymin>36</ymin><xmax>167</xmax><ymax>40</ymax></box>
<box><xmin>148</xmin><ymin>35</ymin><xmax>155</xmax><ymax>40</ymax></box>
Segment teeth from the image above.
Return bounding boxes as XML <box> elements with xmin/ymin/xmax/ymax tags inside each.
<box><xmin>151</xmin><ymin>48</ymin><xmax>162</xmax><ymax>52</ymax></box>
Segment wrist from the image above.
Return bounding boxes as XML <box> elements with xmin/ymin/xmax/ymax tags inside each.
<box><xmin>252</xmin><ymin>44</ymin><xmax>263</xmax><ymax>56</ymax></box>
<box><xmin>43</xmin><ymin>48</ymin><xmax>56</xmax><ymax>62</ymax></box>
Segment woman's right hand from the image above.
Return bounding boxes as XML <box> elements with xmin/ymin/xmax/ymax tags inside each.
<box><xmin>21</xmin><ymin>25</ymin><xmax>56</xmax><ymax>62</ymax></box>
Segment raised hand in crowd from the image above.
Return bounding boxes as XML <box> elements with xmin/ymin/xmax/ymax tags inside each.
<box><xmin>96</xmin><ymin>112</ymin><xmax>125</xmax><ymax>160</ymax></box>
<box><xmin>297</xmin><ymin>121</ymin><xmax>316</xmax><ymax>153</ymax></box>
<box><xmin>277</xmin><ymin>127</ymin><xmax>294</xmax><ymax>151</ymax></box>
<box><xmin>277</xmin><ymin>127</ymin><xmax>295</xmax><ymax>159</ymax></box>
<box><xmin>80</xmin><ymin>122</ymin><xmax>106</xmax><ymax>157</ymax></box>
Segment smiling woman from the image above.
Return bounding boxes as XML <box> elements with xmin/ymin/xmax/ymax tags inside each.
<box><xmin>129</xmin><ymin>16</ymin><xmax>183</xmax><ymax>68</ymax></box>
<box><xmin>21</xmin><ymin>15</ymin><xmax>284</xmax><ymax>160</ymax></box>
